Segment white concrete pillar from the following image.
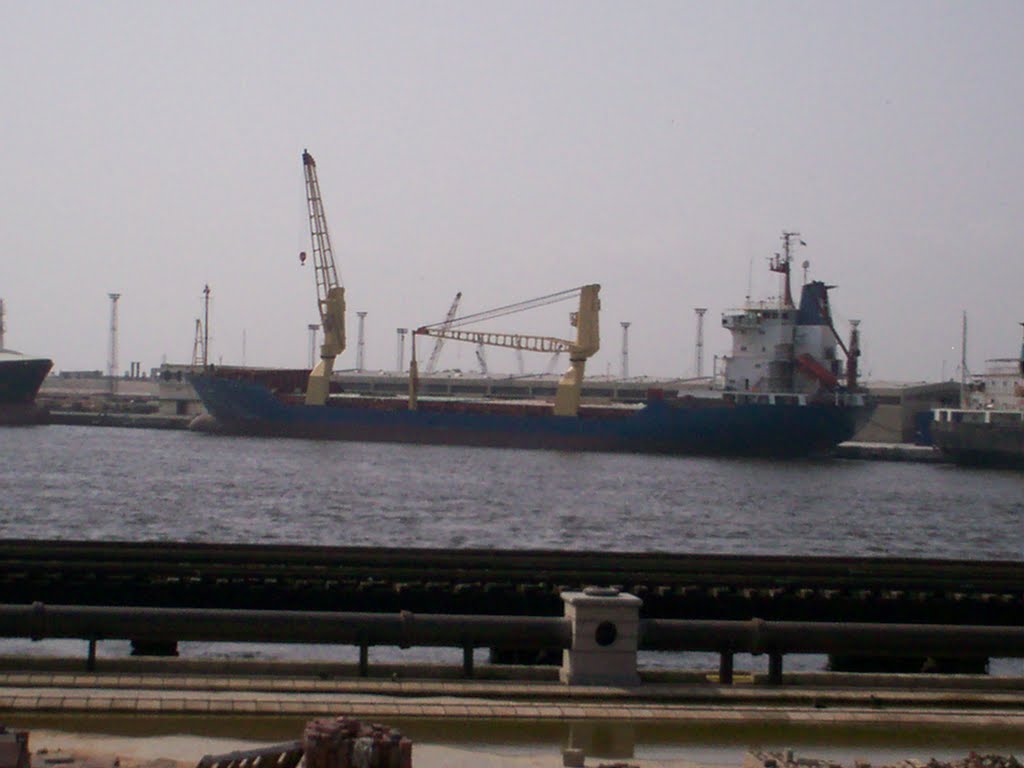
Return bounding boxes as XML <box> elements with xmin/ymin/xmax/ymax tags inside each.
<box><xmin>560</xmin><ymin>587</ymin><xmax>641</xmax><ymax>686</ymax></box>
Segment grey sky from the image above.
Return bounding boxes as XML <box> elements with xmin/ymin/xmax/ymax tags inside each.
<box><xmin>2</xmin><ymin>1</ymin><xmax>1021</xmax><ymax>382</ymax></box>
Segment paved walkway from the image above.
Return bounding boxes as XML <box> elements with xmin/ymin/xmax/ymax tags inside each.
<box><xmin>3</xmin><ymin>670</ymin><xmax>1024</xmax><ymax>730</ymax></box>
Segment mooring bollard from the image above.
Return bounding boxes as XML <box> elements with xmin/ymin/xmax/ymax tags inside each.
<box><xmin>560</xmin><ymin>587</ymin><xmax>641</xmax><ymax>686</ymax></box>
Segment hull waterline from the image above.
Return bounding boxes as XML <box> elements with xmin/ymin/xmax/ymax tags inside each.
<box><xmin>189</xmin><ymin>374</ymin><xmax>873</xmax><ymax>458</ymax></box>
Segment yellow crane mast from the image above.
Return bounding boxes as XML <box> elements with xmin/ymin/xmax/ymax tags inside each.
<box><xmin>413</xmin><ymin>284</ymin><xmax>600</xmax><ymax>416</ymax></box>
<box><xmin>300</xmin><ymin>149</ymin><xmax>346</xmax><ymax>406</ymax></box>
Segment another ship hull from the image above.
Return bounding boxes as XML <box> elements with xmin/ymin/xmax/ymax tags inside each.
<box><xmin>190</xmin><ymin>374</ymin><xmax>873</xmax><ymax>458</ymax></box>
<box><xmin>931</xmin><ymin>415</ymin><xmax>1024</xmax><ymax>468</ymax></box>
<box><xmin>0</xmin><ymin>355</ymin><xmax>53</xmax><ymax>426</ymax></box>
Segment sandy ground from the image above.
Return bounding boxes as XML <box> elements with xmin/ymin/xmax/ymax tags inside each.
<box><xmin>24</xmin><ymin>730</ymin><xmax>723</xmax><ymax>768</ymax></box>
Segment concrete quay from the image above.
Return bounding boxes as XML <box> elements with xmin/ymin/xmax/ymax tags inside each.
<box><xmin>4</xmin><ymin>662</ymin><xmax>1024</xmax><ymax>733</ymax></box>
<box><xmin>833</xmin><ymin>442</ymin><xmax>942</xmax><ymax>463</ymax></box>
<box><xmin>5</xmin><ymin>659</ymin><xmax>1024</xmax><ymax>768</ymax></box>
<box><xmin>46</xmin><ymin>411</ymin><xmax>190</xmax><ymax>430</ymax></box>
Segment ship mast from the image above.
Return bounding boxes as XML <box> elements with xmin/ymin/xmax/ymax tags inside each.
<box><xmin>960</xmin><ymin>311</ymin><xmax>968</xmax><ymax>408</ymax></box>
<box><xmin>1019</xmin><ymin>321</ymin><xmax>1024</xmax><ymax>377</ymax></box>
<box><xmin>769</xmin><ymin>232</ymin><xmax>805</xmax><ymax>309</ymax></box>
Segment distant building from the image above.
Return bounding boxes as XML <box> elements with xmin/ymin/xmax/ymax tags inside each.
<box><xmin>855</xmin><ymin>381</ymin><xmax>961</xmax><ymax>445</ymax></box>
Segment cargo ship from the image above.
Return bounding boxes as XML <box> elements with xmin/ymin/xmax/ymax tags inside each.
<box><xmin>189</xmin><ymin>154</ymin><xmax>872</xmax><ymax>455</ymax></box>
<box><xmin>189</xmin><ymin>238</ymin><xmax>873</xmax><ymax>456</ymax></box>
<box><xmin>0</xmin><ymin>349</ymin><xmax>53</xmax><ymax>425</ymax></box>
<box><xmin>931</xmin><ymin>331</ymin><xmax>1024</xmax><ymax>468</ymax></box>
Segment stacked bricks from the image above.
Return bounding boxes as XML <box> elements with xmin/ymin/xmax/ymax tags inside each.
<box><xmin>303</xmin><ymin>717</ymin><xmax>412</xmax><ymax>768</ymax></box>
<box><xmin>0</xmin><ymin>727</ymin><xmax>29</xmax><ymax>768</ymax></box>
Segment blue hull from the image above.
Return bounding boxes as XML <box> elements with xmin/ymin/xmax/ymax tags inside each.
<box><xmin>190</xmin><ymin>374</ymin><xmax>873</xmax><ymax>458</ymax></box>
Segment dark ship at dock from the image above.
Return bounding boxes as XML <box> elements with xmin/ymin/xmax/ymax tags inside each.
<box><xmin>932</xmin><ymin>327</ymin><xmax>1024</xmax><ymax>468</ymax></box>
<box><xmin>0</xmin><ymin>349</ymin><xmax>53</xmax><ymax>425</ymax></box>
<box><xmin>190</xmin><ymin>152</ymin><xmax>872</xmax><ymax>456</ymax></box>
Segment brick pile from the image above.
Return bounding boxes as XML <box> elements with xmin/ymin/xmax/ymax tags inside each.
<box><xmin>0</xmin><ymin>727</ymin><xmax>29</xmax><ymax>768</ymax></box>
<box><xmin>303</xmin><ymin>717</ymin><xmax>412</xmax><ymax>768</ymax></box>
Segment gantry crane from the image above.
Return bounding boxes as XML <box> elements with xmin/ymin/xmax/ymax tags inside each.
<box><xmin>300</xmin><ymin>149</ymin><xmax>346</xmax><ymax>405</ymax></box>
<box><xmin>413</xmin><ymin>284</ymin><xmax>600</xmax><ymax>416</ymax></box>
<box><xmin>424</xmin><ymin>292</ymin><xmax>462</xmax><ymax>375</ymax></box>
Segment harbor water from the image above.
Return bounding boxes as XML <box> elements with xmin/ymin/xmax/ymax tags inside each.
<box><xmin>2</xmin><ymin>424</ymin><xmax>1023</xmax><ymax>672</ymax></box>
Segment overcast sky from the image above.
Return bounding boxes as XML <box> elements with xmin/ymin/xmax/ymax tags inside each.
<box><xmin>2</xmin><ymin>1</ymin><xmax>1021</xmax><ymax>382</ymax></box>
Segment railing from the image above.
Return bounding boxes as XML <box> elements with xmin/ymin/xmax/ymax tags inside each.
<box><xmin>934</xmin><ymin>408</ymin><xmax>1024</xmax><ymax>424</ymax></box>
<box><xmin>5</xmin><ymin>602</ymin><xmax>1024</xmax><ymax>685</ymax></box>
<box><xmin>641</xmin><ymin>618</ymin><xmax>1024</xmax><ymax>683</ymax></box>
<box><xmin>3</xmin><ymin>603</ymin><xmax>567</xmax><ymax>678</ymax></box>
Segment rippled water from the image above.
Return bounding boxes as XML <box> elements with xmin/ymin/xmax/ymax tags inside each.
<box><xmin>2</xmin><ymin>425</ymin><xmax>1022</xmax><ymax>559</ymax></box>
<box><xmin>2</xmin><ymin>424</ymin><xmax>1023</xmax><ymax>675</ymax></box>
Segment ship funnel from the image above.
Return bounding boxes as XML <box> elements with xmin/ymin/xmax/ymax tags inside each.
<box><xmin>796</xmin><ymin>281</ymin><xmax>833</xmax><ymax>326</ymax></box>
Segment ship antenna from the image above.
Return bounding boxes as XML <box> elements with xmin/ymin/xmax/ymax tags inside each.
<box><xmin>770</xmin><ymin>232</ymin><xmax>805</xmax><ymax>308</ymax></box>
<box><xmin>745</xmin><ymin>256</ymin><xmax>753</xmax><ymax>305</ymax></box>
<box><xmin>960</xmin><ymin>311</ymin><xmax>968</xmax><ymax>408</ymax></box>
<box><xmin>1019</xmin><ymin>321</ymin><xmax>1024</xmax><ymax>377</ymax></box>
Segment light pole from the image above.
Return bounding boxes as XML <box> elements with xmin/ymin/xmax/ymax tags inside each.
<box><xmin>620</xmin><ymin>321</ymin><xmax>631</xmax><ymax>379</ymax></box>
<box><xmin>356</xmin><ymin>312</ymin><xmax>367</xmax><ymax>372</ymax></box>
<box><xmin>108</xmin><ymin>293</ymin><xmax>121</xmax><ymax>395</ymax></box>
<box><xmin>695</xmin><ymin>308</ymin><xmax>707</xmax><ymax>378</ymax></box>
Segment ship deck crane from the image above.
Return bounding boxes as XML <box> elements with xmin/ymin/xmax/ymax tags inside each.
<box><xmin>413</xmin><ymin>284</ymin><xmax>600</xmax><ymax>416</ymax></box>
<box><xmin>300</xmin><ymin>149</ymin><xmax>346</xmax><ymax>405</ymax></box>
<box><xmin>424</xmin><ymin>292</ymin><xmax>462</xmax><ymax>375</ymax></box>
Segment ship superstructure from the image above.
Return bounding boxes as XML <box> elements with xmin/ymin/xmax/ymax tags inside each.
<box><xmin>722</xmin><ymin>233</ymin><xmax>858</xmax><ymax>397</ymax></box>
<box><xmin>932</xmin><ymin>323</ymin><xmax>1024</xmax><ymax>467</ymax></box>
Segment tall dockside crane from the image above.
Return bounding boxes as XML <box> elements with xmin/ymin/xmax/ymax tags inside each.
<box><xmin>300</xmin><ymin>150</ymin><xmax>346</xmax><ymax>405</ymax></box>
<box><xmin>424</xmin><ymin>292</ymin><xmax>462</xmax><ymax>375</ymax></box>
<box><xmin>414</xmin><ymin>284</ymin><xmax>600</xmax><ymax>416</ymax></box>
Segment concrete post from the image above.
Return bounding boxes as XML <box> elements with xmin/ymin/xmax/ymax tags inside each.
<box><xmin>560</xmin><ymin>587</ymin><xmax>641</xmax><ymax>686</ymax></box>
